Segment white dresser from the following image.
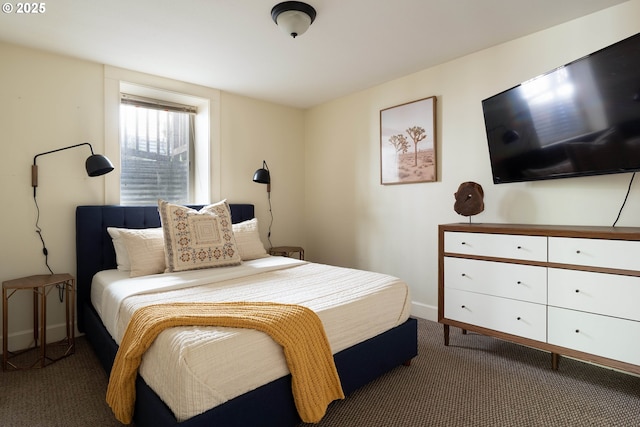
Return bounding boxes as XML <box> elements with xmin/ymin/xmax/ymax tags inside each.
<box><xmin>438</xmin><ymin>223</ymin><xmax>640</xmax><ymax>375</ymax></box>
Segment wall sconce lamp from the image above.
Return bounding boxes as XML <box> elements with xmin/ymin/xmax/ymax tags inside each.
<box><xmin>32</xmin><ymin>142</ymin><xmax>114</xmax><ymax>276</ymax></box>
<box><xmin>271</xmin><ymin>1</ymin><xmax>317</xmax><ymax>38</ymax></box>
<box><xmin>253</xmin><ymin>160</ymin><xmax>271</xmax><ymax>192</ymax></box>
<box><xmin>32</xmin><ymin>142</ymin><xmax>114</xmax><ymax>196</ymax></box>
<box><xmin>252</xmin><ymin>160</ymin><xmax>273</xmax><ymax>248</ymax></box>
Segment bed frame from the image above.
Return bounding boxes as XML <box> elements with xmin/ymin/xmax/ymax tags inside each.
<box><xmin>76</xmin><ymin>204</ymin><xmax>418</xmax><ymax>427</ymax></box>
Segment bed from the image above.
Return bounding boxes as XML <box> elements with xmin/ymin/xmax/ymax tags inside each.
<box><xmin>75</xmin><ymin>203</ymin><xmax>418</xmax><ymax>427</ymax></box>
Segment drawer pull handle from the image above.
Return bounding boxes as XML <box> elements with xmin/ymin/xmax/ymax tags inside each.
<box><xmin>517</xmin><ymin>246</ymin><xmax>522</xmax><ymax>249</ymax></box>
<box><xmin>575</xmin><ymin>289</ymin><xmax>580</xmax><ymax>293</ymax></box>
<box><xmin>517</xmin><ymin>281</ymin><xmax>522</xmax><ymax>285</ymax></box>
<box><xmin>461</xmin><ymin>273</ymin><xmax>466</xmax><ymax>277</ymax></box>
<box><xmin>576</xmin><ymin>250</ymin><xmax>581</xmax><ymax>254</ymax></box>
<box><xmin>575</xmin><ymin>329</ymin><xmax>580</xmax><ymax>333</ymax></box>
<box><xmin>461</xmin><ymin>305</ymin><xmax>466</xmax><ymax>309</ymax></box>
<box><xmin>461</xmin><ymin>242</ymin><xmax>467</xmax><ymax>245</ymax></box>
<box><xmin>517</xmin><ymin>317</ymin><xmax>521</xmax><ymax>320</ymax></box>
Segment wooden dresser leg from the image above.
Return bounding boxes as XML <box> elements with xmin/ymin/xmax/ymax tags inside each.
<box><xmin>551</xmin><ymin>353</ymin><xmax>560</xmax><ymax>370</ymax></box>
<box><xmin>443</xmin><ymin>324</ymin><xmax>450</xmax><ymax>346</ymax></box>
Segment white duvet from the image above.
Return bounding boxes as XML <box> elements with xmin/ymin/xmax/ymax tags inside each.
<box><xmin>92</xmin><ymin>257</ymin><xmax>411</xmax><ymax>422</ymax></box>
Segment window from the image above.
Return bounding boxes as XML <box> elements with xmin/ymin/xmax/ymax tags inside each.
<box><xmin>104</xmin><ymin>70</ymin><xmax>217</xmax><ymax>205</ymax></box>
<box><xmin>119</xmin><ymin>94</ymin><xmax>197</xmax><ymax>205</ymax></box>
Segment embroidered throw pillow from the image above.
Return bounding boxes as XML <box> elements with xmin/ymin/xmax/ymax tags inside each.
<box><xmin>158</xmin><ymin>199</ymin><xmax>242</xmax><ymax>272</ymax></box>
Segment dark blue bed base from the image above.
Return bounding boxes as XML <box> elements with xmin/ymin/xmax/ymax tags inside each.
<box><xmin>76</xmin><ymin>204</ymin><xmax>418</xmax><ymax>427</ymax></box>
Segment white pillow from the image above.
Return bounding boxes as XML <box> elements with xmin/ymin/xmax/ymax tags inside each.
<box><xmin>107</xmin><ymin>227</ymin><xmax>165</xmax><ymax>277</ymax></box>
<box><xmin>107</xmin><ymin>227</ymin><xmax>132</xmax><ymax>271</ymax></box>
<box><xmin>232</xmin><ymin>218</ymin><xmax>269</xmax><ymax>261</ymax></box>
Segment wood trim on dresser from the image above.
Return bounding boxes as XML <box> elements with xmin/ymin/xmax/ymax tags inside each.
<box><xmin>441</xmin><ymin>253</ymin><xmax>640</xmax><ymax>278</ymax></box>
<box><xmin>439</xmin><ymin>222</ymin><xmax>640</xmax><ymax>240</ymax></box>
<box><xmin>438</xmin><ymin>222</ymin><xmax>640</xmax><ymax>376</ymax></box>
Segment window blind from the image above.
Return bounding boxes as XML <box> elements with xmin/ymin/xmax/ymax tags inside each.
<box><xmin>121</xmin><ymin>93</ymin><xmax>197</xmax><ymax>114</ymax></box>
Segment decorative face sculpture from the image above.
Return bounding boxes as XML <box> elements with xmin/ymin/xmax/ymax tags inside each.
<box><xmin>454</xmin><ymin>182</ymin><xmax>484</xmax><ymax>217</ymax></box>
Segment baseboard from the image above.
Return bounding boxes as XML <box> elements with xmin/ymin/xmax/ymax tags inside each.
<box><xmin>410</xmin><ymin>301</ymin><xmax>437</xmax><ymax>321</ymax></box>
<box><xmin>0</xmin><ymin>322</ymin><xmax>71</xmax><ymax>355</ymax></box>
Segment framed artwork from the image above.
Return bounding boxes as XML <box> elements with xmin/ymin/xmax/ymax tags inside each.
<box><xmin>380</xmin><ymin>96</ymin><xmax>437</xmax><ymax>185</ymax></box>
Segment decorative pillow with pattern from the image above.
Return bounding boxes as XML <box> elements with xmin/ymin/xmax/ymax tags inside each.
<box><xmin>158</xmin><ymin>199</ymin><xmax>242</xmax><ymax>272</ymax></box>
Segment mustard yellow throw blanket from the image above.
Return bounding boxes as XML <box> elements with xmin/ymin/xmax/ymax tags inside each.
<box><xmin>106</xmin><ymin>302</ymin><xmax>344</xmax><ymax>424</ymax></box>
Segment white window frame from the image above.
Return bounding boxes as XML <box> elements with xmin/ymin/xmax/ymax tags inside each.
<box><xmin>104</xmin><ymin>66</ymin><xmax>221</xmax><ymax>205</ymax></box>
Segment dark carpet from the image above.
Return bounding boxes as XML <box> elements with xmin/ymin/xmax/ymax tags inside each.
<box><xmin>1</xmin><ymin>318</ymin><xmax>639</xmax><ymax>427</ymax></box>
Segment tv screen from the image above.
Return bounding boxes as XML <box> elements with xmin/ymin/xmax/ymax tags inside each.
<box><xmin>482</xmin><ymin>32</ymin><xmax>640</xmax><ymax>184</ymax></box>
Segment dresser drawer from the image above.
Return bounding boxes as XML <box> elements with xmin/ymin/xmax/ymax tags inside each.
<box><xmin>444</xmin><ymin>232</ymin><xmax>547</xmax><ymax>262</ymax></box>
<box><xmin>548</xmin><ymin>268</ymin><xmax>640</xmax><ymax>322</ymax></box>
<box><xmin>548</xmin><ymin>307</ymin><xmax>640</xmax><ymax>366</ymax></box>
<box><xmin>444</xmin><ymin>257</ymin><xmax>547</xmax><ymax>304</ymax></box>
<box><xmin>548</xmin><ymin>237</ymin><xmax>640</xmax><ymax>271</ymax></box>
<box><xmin>444</xmin><ymin>288</ymin><xmax>547</xmax><ymax>342</ymax></box>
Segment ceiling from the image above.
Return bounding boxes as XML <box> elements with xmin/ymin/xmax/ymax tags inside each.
<box><xmin>0</xmin><ymin>0</ymin><xmax>630</xmax><ymax>109</ymax></box>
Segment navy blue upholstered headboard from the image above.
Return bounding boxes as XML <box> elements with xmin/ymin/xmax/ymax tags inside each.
<box><xmin>75</xmin><ymin>204</ymin><xmax>254</xmax><ymax>331</ymax></box>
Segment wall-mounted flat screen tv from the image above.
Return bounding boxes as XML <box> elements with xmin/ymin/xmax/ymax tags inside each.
<box><xmin>482</xmin><ymin>32</ymin><xmax>640</xmax><ymax>184</ymax></box>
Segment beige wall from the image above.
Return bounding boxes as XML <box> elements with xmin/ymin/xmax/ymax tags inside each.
<box><xmin>0</xmin><ymin>44</ymin><xmax>305</xmax><ymax>347</ymax></box>
<box><xmin>1</xmin><ymin>0</ymin><xmax>639</xmax><ymax>346</ymax></box>
<box><xmin>304</xmin><ymin>0</ymin><xmax>640</xmax><ymax>319</ymax></box>
<box><xmin>220</xmin><ymin>92</ymin><xmax>305</xmax><ymax>247</ymax></box>
<box><xmin>0</xmin><ymin>44</ymin><xmax>107</xmax><ymax>347</ymax></box>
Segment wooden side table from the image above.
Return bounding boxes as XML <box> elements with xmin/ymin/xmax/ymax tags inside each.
<box><xmin>2</xmin><ymin>273</ymin><xmax>75</xmax><ymax>370</ymax></box>
<box><xmin>269</xmin><ymin>246</ymin><xmax>305</xmax><ymax>260</ymax></box>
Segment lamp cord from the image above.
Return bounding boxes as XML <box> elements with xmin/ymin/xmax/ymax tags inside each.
<box><xmin>612</xmin><ymin>172</ymin><xmax>635</xmax><ymax>227</ymax></box>
<box><xmin>34</xmin><ymin>193</ymin><xmax>64</xmax><ymax>302</ymax></box>
<box><xmin>267</xmin><ymin>191</ymin><xmax>273</xmax><ymax>248</ymax></box>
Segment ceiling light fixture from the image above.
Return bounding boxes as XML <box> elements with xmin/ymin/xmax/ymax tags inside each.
<box><xmin>271</xmin><ymin>1</ymin><xmax>316</xmax><ymax>39</ymax></box>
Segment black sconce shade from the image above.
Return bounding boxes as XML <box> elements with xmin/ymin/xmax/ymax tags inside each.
<box><xmin>253</xmin><ymin>160</ymin><xmax>271</xmax><ymax>192</ymax></box>
<box><xmin>253</xmin><ymin>168</ymin><xmax>271</xmax><ymax>184</ymax></box>
<box><xmin>86</xmin><ymin>153</ymin><xmax>115</xmax><ymax>177</ymax></box>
